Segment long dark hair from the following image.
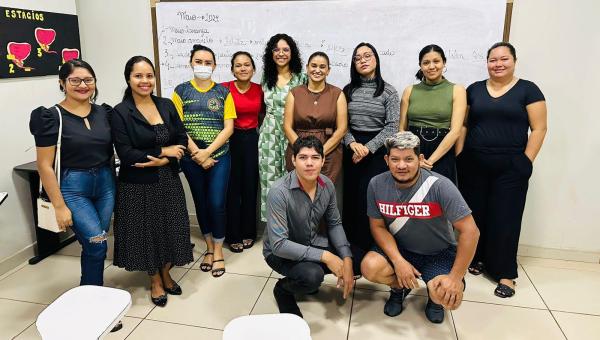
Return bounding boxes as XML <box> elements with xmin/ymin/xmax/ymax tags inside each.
<box><xmin>58</xmin><ymin>59</ymin><xmax>99</xmax><ymax>102</ymax></box>
<box><xmin>415</xmin><ymin>44</ymin><xmax>447</xmax><ymax>80</ymax></box>
<box><xmin>343</xmin><ymin>42</ymin><xmax>385</xmax><ymax>103</ymax></box>
<box><xmin>122</xmin><ymin>56</ymin><xmax>155</xmax><ymax>101</ymax></box>
<box><xmin>262</xmin><ymin>33</ymin><xmax>302</xmax><ymax>90</ymax></box>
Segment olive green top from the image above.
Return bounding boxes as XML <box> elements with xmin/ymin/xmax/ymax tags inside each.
<box><xmin>407</xmin><ymin>78</ymin><xmax>454</xmax><ymax>129</ymax></box>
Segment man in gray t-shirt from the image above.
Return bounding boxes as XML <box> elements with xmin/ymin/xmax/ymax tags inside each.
<box><xmin>361</xmin><ymin>131</ymin><xmax>480</xmax><ymax>324</ymax></box>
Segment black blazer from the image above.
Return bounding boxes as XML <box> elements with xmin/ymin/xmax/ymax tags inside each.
<box><xmin>112</xmin><ymin>95</ymin><xmax>188</xmax><ymax>184</ymax></box>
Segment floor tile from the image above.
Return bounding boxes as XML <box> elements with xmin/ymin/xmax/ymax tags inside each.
<box><xmin>14</xmin><ymin>316</ymin><xmax>142</xmax><ymax>340</ymax></box>
<box><xmin>453</xmin><ymin>301</ymin><xmax>565</xmax><ymax>340</ymax></box>
<box><xmin>462</xmin><ymin>265</ymin><xmax>546</xmax><ymax>308</ymax></box>
<box><xmin>523</xmin><ymin>264</ymin><xmax>600</xmax><ymax>315</ymax></box>
<box><xmin>125</xmin><ymin>319</ymin><xmax>222</xmax><ymax>340</ymax></box>
<box><xmin>552</xmin><ymin>311</ymin><xmax>600</xmax><ymax>340</ymax></box>
<box><xmin>519</xmin><ymin>256</ymin><xmax>600</xmax><ymax>273</ymax></box>
<box><xmin>0</xmin><ymin>299</ymin><xmax>45</xmax><ymax>339</ymax></box>
<box><xmin>252</xmin><ymin>278</ymin><xmax>352</xmax><ymax>340</ymax></box>
<box><xmin>146</xmin><ymin>271</ymin><xmax>268</xmax><ymax>329</ymax></box>
<box><xmin>349</xmin><ymin>289</ymin><xmax>456</xmax><ymax>340</ymax></box>
<box><xmin>102</xmin><ymin>265</ymin><xmax>188</xmax><ymax>318</ymax></box>
<box><xmin>0</xmin><ymin>255</ymin><xmax>110</xmax><ymax>304</ymax></box>
<box><xmin>183</xmin><ymin>227</ymin><xmax>208</xmax><ymax>269</ymax></box>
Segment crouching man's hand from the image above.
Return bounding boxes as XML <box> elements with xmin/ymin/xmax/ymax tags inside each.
<box><xmin>428</xmin><ymin>274</ymin><xmax>464</xmax><ymax>310</ymax></box>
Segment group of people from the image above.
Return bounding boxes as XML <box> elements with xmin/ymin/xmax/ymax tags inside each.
<box><xmin>30</xmin><ymin>32</ymin><xmax>547</xmax><ymax>327</ymax></box>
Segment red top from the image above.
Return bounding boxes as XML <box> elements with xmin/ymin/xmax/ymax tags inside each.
<box><xmin>221</xmin><ymin>81</ymin><xmax>264</xmax><ymax>129</ymax></box>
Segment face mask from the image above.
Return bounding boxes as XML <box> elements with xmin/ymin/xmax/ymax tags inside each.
<box><xmin>193</xmin><ymin>65</ymin><xmax>213</xmax><ymax>80</ymax></box>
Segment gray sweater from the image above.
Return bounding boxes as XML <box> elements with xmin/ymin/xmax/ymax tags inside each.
<box><xmin>343</xmin><ymin>79</ymin><xmax>400</xmax><ymax>153</ymax></box>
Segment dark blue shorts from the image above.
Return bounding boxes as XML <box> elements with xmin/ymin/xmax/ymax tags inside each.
<box><xmin>371</xmin><ymin>245</ymin><xmax>457</xmax><ymax>283</ymax></box>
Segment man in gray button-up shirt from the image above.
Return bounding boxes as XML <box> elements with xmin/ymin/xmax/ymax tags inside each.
<box><xmin>263</xmin><ymin>136</ymin><xmax>355</xmax><ymax>318</ymax></box>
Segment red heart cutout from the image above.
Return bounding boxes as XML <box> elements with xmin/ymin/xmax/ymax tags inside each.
<box><xmin>35</xmin><ymin>28</ymin><xmax>56</xmax><ymax>46</ymax></box>
<box><xmin>62</xmin><ymin>48</ymin><xmax>79</xmax><ymax>62</ymax></box>
<box><xmin>7</xmin><ymin>42</ymin><xmax>32</xmax><ymax>61</ymax></box>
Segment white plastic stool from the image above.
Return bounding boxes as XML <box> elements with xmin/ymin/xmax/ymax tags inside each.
<box><xmin>36</xmin><ymin>285</ymin><xmax>131</xmax><ymax>340</ymax></box>
<box><xmin>223</xmin><ymin>313</ymin><xmax>312</xmax><ymax>340</ymax></box>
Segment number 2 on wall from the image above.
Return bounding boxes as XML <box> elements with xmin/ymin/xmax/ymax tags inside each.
<box><xmin>9</xmin><ymin>63</ymin><xmax>15</xmax><ymax>74</ymax></box>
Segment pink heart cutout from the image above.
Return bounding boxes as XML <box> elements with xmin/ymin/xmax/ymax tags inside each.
<box><xmin>35</xmin><ymin>28</ymin><xmax>56</xmax><ymax>46</ymax></box>
<box><xmin>7</xmin><ymin>42</ymin><xmax>32</xmax><ymax>61</ymax></box>
<box><xmin>62</xmin><ymin>48</ymin><xmax>80</xmax><ymax>62</ymax></box>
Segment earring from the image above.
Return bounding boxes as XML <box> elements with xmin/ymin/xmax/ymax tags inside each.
<box><xmin>443</xmin><ymin>66</ymin><xmax>447</xmax><ymax>74</ymax></box>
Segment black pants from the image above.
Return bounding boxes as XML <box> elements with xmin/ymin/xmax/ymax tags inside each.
<box><xmin>409</xmin><ymin>126</ymin><xmax>456</xmax><ymax>184</ymax></box>
<box><xmin>342</xmin><ymin>131</ymin><xmax>388</xmax><ymax>253</ymax></box>
<box><xmin>457</xmin><ymin>150</ymin><xmax>532</xmax><ymax>281</ymax></box>
<box><xmin>266</xmin><ymin>246</ymin><xmax>364</xmax><ymax>294</ymax></box>
<box><xmin>225</xmin><ymin>129</ymin><xmax>259</xmax><ymax>244</ymax></box>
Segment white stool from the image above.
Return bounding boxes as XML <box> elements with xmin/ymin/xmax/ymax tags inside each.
<box><xmin>36</xmin><ymin>285</ymin><xmax>131</xmax><ymax>340</ymax></box>
<box><xmin>223</xmin><ymin>313</ymin><xmax>312</xmax><ymax>340</ymax></box>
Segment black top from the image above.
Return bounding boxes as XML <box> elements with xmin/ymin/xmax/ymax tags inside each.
<box><xmin>29</xmin><ymin>104</ymin><xmax>113</xmax><ymax>169</ymax></box>
<box><xmin>112</xmin><ymin>95</ymin><xmax>188</xmax><ymax>184</ymax></box>
<box><xmin>465</xmin><ymin>79</ymin><xmax>545</xmax><ymax>154</ymax></box>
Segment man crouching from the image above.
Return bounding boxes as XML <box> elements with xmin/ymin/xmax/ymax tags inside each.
<box><xmin>361</xmin><ymin>131</ymin><xmax>479</xmax><ymax>323</ymax></box>
<box><xmin>263</xmin><ymin>136</ymin><xmax>356</xmax><ymax>317</ymax></box>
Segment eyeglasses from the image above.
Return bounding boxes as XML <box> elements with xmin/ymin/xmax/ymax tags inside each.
<box><xmin>353</xmin><ymin>53</ymin><xmax>373</xmax><ymax>63</ymax></box>
<box><xmin>272</xmin><ymin>47</ymin><xmax>291</xmax><ymax>54</ymax></box>
<box><xmin>67</xmin><ymin>77</ymin><xmax>95</xmax><ymax>86</ymax></box>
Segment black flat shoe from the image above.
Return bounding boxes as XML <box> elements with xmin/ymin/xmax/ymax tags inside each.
<box><xmin>164</xmin><ymin>282</ymin><xmax>182</xmax><ymax>295</ymax></box>
<box><xmin>151</xmin><ymin>294</ymin><xmax>168</xmax><ymax>307</ymax></box>
<box><xmin>494</xmin><ymin>281</ymin><xmax>516</xmax><ymax>298</ymax></box>
<box><xmin>110</xmin><ymin>321</ymin><xmax>123</xmax><ymax>332</ymax></box>
<box><xmin>200</xmin><ymin>252</ymin><xmax>214</xmax><ymax>272</ymax></box>
<box><xmin>242</xmin><ymin>239</ymin><xmax>255</xmax><ymax>249</ymax></box>
<box><xmin>229</xmin><ymin>243</ymin><xmax>244</xmax><ymax>253</ymax></box>
<box><xmin>468</xmin><ymin>261</ymin><xmax>485</xmax><ymax>276</ymax></box>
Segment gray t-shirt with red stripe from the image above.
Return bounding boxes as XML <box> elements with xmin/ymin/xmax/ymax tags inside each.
<box><xmin>367</xmin><ymin>169</ymin><xmax>471</xmax><ymax>255</ymax></box>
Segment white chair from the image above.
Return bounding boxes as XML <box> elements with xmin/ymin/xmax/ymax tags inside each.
<box><xmin>223</xmin><ymin>313</ymin><xmax>312</xmax><ymax>340</ymax></box>
<box><xmin>36</xmin><ymin>285</ymin><xmax>131</xmax><ymax>340</ymax></box>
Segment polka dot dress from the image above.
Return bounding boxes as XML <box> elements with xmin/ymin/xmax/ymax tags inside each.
<box><xmin>113</xmin><ymin>124</ymin><xmax>194</xmax><ymax>274</ymax></box>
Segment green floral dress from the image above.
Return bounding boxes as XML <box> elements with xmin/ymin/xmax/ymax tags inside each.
<box><xmin>258</xmin><ymin>72</ymin><xmax>307</xmax><ymax>221</ymax></box>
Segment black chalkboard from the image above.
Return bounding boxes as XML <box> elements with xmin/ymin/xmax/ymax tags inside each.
<box><xmin>0</xmin><ymin>6</ymin><xmax>81</xmax><ymax>79</ymax></box>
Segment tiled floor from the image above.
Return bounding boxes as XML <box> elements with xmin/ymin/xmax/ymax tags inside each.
<box><xmin>2</xmin><ymin>230</ymin><xmax>599</xmax><ymax>340</ymax></box>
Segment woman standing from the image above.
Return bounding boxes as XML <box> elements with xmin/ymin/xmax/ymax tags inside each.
<box><xmin>112</xmin><ymin>56</ymin><xmax>193</xmax><ymax>306</ymax></box>
<box><xmin>399</xmin><ymin>44</ymin><xmax>466</xmax><ymax>183</ymax></box>
<box><xmin>258</xmin><ymin>33</ymin><xmax>306</xmax><ymax>221</ymax></box>
<box><xmin>456</xmin><ymin>42</ymin><xmax>547</xmax><ymax>298</ymax></box>
<box><xmin>222</xmin><ymin>51</ymin><xmax>263</xmax><ymax>252</ymax></box>
<box><xmin>283</xmin><ymin>51</ymin><xmax>347</xmax><ymax>183</ymax></box>
<box><xmin>342</xmin><ymin>43</ymin><xmax>400</xmax><ymax>253</ymax></box>
<box><xmin>173</xmin><ymin>45</ymin><xmax>236</xmax><ymax>278</ymax></box>
<box><xmin>30</xmin><ymin>59</ymin><xmax>114</xmax><ymax>287</ymax></box>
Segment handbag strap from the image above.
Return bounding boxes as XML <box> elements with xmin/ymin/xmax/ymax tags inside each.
<box><xmin>38</xmin><ymin>106</ymin><xmax>63</xmax><ymax>195</ymax></box>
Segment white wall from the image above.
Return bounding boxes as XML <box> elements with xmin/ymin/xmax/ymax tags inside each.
<box><xmin>0</xmin><ymin>0</ymin><xmax>77</xmax><ymax>266</ymax></box>
<box><xmin>2</xmin><ymin>0</ymin><xmax>599</xmax><ymax>270</ymax></box>
<box><xmin>511</xmin><ymin>0</ymin><xmax>600</xmax><ymax>253</ymax></box>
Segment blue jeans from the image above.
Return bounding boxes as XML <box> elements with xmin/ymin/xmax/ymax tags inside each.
<box><xmin>181</xmin><ymin>153</ymin><xmax>230</xmax><ymax>242</ymax></box>
<box><xmin>61</xmin><ymin>165</ymin><xmax>115</xmax><ymax>286</ymax></box>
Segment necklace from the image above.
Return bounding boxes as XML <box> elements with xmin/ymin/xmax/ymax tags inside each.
<box><xmin>308</xmin><ymin>84</ymin><xmax>326</xmax><ymax>105</ymax></box>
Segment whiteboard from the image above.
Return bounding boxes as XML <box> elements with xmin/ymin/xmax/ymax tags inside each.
<box><xmin>156</xmin><ymin>0</ymin><xmax>505</xmax><ymax>97</ymax></box>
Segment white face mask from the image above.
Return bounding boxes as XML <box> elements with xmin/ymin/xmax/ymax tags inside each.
<box><xmin>193</xmin><ymin>65</ymin><xmax>213</xmax><ymax>80</ymax></box>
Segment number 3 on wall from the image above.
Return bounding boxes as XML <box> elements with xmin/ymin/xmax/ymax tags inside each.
<box><xmin>37</xmin><ymin>48</ymin><xmax>42</xmax><ymax>57</ymax></box>
<box><xmin>9</xmin><ymin>63</ymin><xmax>15</xmax><ymax>74</ymax></box>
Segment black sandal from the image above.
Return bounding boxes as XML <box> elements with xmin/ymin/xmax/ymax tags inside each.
<box><xmin>211</xmin><ymin>258</ymin><xmax>225</xmax><ymax>278</ymax></box>
<box><xmin>494</xmin><ymin>281</ymin><xmax>516</xmax><ymax>298</ymax></box>
<box><xmin>230</xmin><ymin>243</ymin><xmax>244</xmax><ymax>253</ymax></box>
<box><xmin>200</xmin><ymin>252</ymin><xmax>214</xmax><ymax>272</ymax></box>
<box><xmin>242</xmin><ymin>239</ymin><xmax>255</xmax><ymax>249</ymax></box>
<box><xmin>468</xmin><ymin>261</ymin><xmax>485</xmax><ymax>275</ymax></box>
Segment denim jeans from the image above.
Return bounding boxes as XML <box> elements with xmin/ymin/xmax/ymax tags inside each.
<box><xmin>180</xmin><ymin>153</ymin><xmax>231</xmax><ymax>242</ymax></box>
<box><xmin>61</xmin><ymin>165</ymin><xmax>115</xmax><ymax>286</ymax></box>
